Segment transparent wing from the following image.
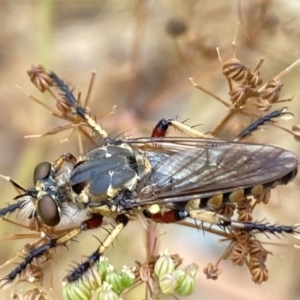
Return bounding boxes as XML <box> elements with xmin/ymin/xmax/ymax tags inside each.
<box><xmin>126</xmin><ymin>137</ymin><xmax>298</xmax><ymax>206</ymax></box>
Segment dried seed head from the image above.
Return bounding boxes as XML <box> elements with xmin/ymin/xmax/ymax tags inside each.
<box><xmin>237</xmin><ymin>198</ymin><xmax>253</xmax><ymax>221</ymax></box>
<box><xmin>23</xmin><ymin>264</ymin><xmax>44</xmax><ymax>284</ymax></box>
<box><xmin>203</xmin><ymin>263</ymin><xmax>222</xmax><ymax>280</ymax></box>
<box><xmin>222</xmin><ymin>58</ymin><xmax>250</xmax><ymax>83</ymax></box>
<box><xmin>249</xmin><ymin>256</ymin><xmax>269</xmax><ymax>284</ymax></box>
<box><xmin>22</xmin><ymin>288</ymin><xmax>49</xmax><ymax>300</ymax></box>
<box><xmin>260</xmin><ymin>79</ymin><xmax>283</xmax><ymax>103</ymax></box>
<box><xmin>166</xmin><ymin>17</ymin><xmax>188</xmax><ymax>37</ymax></box>
<box><xmin>247</xmin><ymin>70</ymin><xmax>263</xmax><ymax>87</ymax></box>
<box><xmin>56</xmin><ymin>97</ymin><xmax>73</xmax><ymax>114</ymax></box>
<box><xmin>255</xmin><ymin>98</ymin><xmax>272</xmax><ymax>111</ymax></box>
<box><xmin>231</xmin><ymin>229</ymin><xmax>251</xmax><ymax>244</ymax></box>
<box><xmin>217</xmin><ymin>202</ymin><xmax>236</xmax><ymax>217</ymax></box>
<box><xmin>170</xmin><ymin>253</ymin><xmax>183</xmax><ymax>268</ymax></box>
<box><xmin>27</xmin><ymin>65</ymin><xmax>54</xmax><ymax>92</ymax></box>
<box><xmin>229</xmin><ymin>242</ymin><xmax>249</xmax><ymax>266</ymax></box>
<box><xmin>229</xmin><ymin>84</ymin><xmax>259</xmax><ymax>107</ymax></box>
<box><xmin>248</xmin><ymin>239</ymin><xmax>269</xmax><ymax>259</ymax></box>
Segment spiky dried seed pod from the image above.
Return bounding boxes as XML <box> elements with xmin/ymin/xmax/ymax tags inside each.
<box><xmin>255</xmin><ymin>98</ymin><xmax>272</xmax><ymax>111</ymax></box>
<box><xmin>237</xmin><ymin>198</ymin><xmax>253</xmax><ymax>221</ymax></box>
<box><xmin>22</xmin><ymin>288</ymin><xmax>49</xmax><ymax>300</ymax></box>
<box><xmin>170</xmin><ymin>253</ymin><xmax>183</xmax><ymax>269</ymax></box>
<box><xmin>229</xmin><ymin>242</ymin><xmax>249</xmax><ymax>266</ymax></box>
<box><xmin>203</xmin><ymin>263</ymin><xmax>222</xmax><ymax>280</ymax></box>
<box><xmin>56</xmin><ymin>97</ymin><xmax>73</xmax><ymax>114</ymax></box>
<box><xmin>247</xmin><ymin>70</ymin><xmax>263</xmax><ymax>87</ymax></box>
<box><xmin>249</xmin><ymin>256</ymin><xmax>269</xmax><ymax>284</ymax></box>
<box><xmin>165</xmin><ymin>17</ymin><xmax>188</xmax><ymax>37</ymax></box>
<box><xmin>231</xmin><ymin>229</ymin><xmax>251</xmax><ymax>244</ymax></box>
<box><xmin>217</xmin><ymin>202</ymin><xmax>236</xmax><ymax>217</ymax></box>
<box><xmin>260</xmin><ymin>79</ymin><xmax>283</xmax><ymax>103</ymax></box>
<box><xmin>229</xmin><ymin>84</ymin><xmax>258</xmax><ymax>107</ymax></box>
<box><xmin>27</xmin><ymin>65</ymin><xmax>54</xmax><ymax>92</ymax></box>
<box><xmin>222</xmin><ymin>58</ymin><xmax>250</xmax><ymax>82</ymax></box>
<box><xmin>248</xmin><ymin>239</ymin><xmax>268</xmax><ymax>260</ymax></box>
<box><xmin>23</xmin><ymin>264</ymin><xmax>44</xmax><ymax>284</ymax></box>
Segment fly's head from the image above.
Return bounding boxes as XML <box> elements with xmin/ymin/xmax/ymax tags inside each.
<box><xmin>18</xmin><ymin>160</ymin><xmax>74</xmax><ymax>229</ymax></box>
<box><xmin>33</xmin><ymin>162</ymin><xmax>62</xmax><ymax>227</ymax></box>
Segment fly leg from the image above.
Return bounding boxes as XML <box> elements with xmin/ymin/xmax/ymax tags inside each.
<box><xmin>0</xmin><ymin>214</ymin><xmax>104</xmax><ymax>287</ymax></box>
<box><xmin>50</xmin><ymin>72</ymin><xmax>109</xmax><ymax>140</ymax></box>
<box><xmin>233</xmin><ymin>107</ymin><xmax>293</xmax><ymax>141</ymax></box>
<box><xmin>64</xmin><ymin>214</ymin><xmax>129</xmax><ymax>284</ymax></box>
<box><xmin>144</xmin><ymin>208</ymin><xmax>300</xmax><ymax>237</ymax></box>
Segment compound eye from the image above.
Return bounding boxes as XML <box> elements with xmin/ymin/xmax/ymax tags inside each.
<box><xmin>33</xmin><ymin>162</ymin><xmax>52</xmax><ymax>184</ymax></box>
<box><xmin>37</xmin><ymin>195</ymin><xmax>60</xmax><ymax>226</ymax></box>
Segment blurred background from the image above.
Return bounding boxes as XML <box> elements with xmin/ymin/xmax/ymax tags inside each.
<box><xmin>0</xmin><ymin>0</ymin><xmax>300</xmax><ymax>299</ymax></box>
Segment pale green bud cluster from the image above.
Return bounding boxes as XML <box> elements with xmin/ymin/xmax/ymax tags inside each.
<box><xmin>62</xmin><ymin>256</ymin><xmax>135</xmax><ymax>300</ymax></box>
<box><xmin>154</xmin><ymin>250</ymin><xmax>199</xmax><ymax>297</ymax></box>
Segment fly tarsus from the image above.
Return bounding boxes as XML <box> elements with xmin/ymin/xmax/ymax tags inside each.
<box><xmin>64</xmin><ymin>248</ymin><xmax>101</xmax><ymax>283</ymax></box>
<box><xmin>49</xmin><ymin>71</ymin><xmax>108</xmax><ymax>139</ymax></box>
<box><xmin>234</xmin><ymin>107</ymin><xmax>293</xmax><ymax>141</ymax></box>
<box><xmin>0</xmin><ymin>240</ymin><xmax>57</xmax><ymax>288</ymax></box>
<box><xmin>49</xmin><ymin>71</ymin><xmax>86</xmax><ymax>118</ymax></box>
<box><xmin>227</xmin><ymin>220</ymin><xmax>299</xmax><ymax>236</ymax></box>
<box><xmin>0</xmin><ymin>200</ymin><xmax>27</xmax><ymax>217</ymax></box>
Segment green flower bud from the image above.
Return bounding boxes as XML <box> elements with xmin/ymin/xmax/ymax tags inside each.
<box><xmin>97</xmin><ymin>256</ymin><xmax>110</xmax><ymax>278</ymax></box>
<box><xmin>119</xmin><ymin>266</ymin><xmax>135</xmax><ymax>288</ymax></box>
<box><xmin>154</xmin><ymin>250</ymin><xmax>175</xmax><ymax>278</ymax></box>
<box><xmin>82</xmin><ymin>266</ymin><xmax>102</xmax><ymax>290</ymax></box>
<box><xmin>104</xmin><ymin>266</ymin><xmax>123</xmax><ymax>295</ymax></box>
<box><xmin>159</xmin><ymin>272</ymin><xmax>178</xmax><ymax>295</ymax></box>
<box><xmin>62</xmin><ymin>282</ymin><xmax>92</xmax><ymax>300</ymax></box>
<box><xmin>175</xmin><ymin>273</ymin><xmax>196</xmax><ymax>296</ymax></box>
<box><xmin>173</xmin><ymin>269</ymin><xmax>186</xmax><ymax>285</ymax></box>
<box><xmin>96</xmin><ymin>282</ymin><xmax>121</xmax><ymax>300</ymax></box>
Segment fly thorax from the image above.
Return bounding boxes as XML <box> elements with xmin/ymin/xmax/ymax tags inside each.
<box><xmin>69</xmin><ymin>144</ymin><xmax>151</xmax><ymax>208</ymax></box>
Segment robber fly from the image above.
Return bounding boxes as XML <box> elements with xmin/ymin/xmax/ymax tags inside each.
<box><xmin>0</xmin><ymin>66</ymin><xmax>299</xmax><ymax>299</ymax></box>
